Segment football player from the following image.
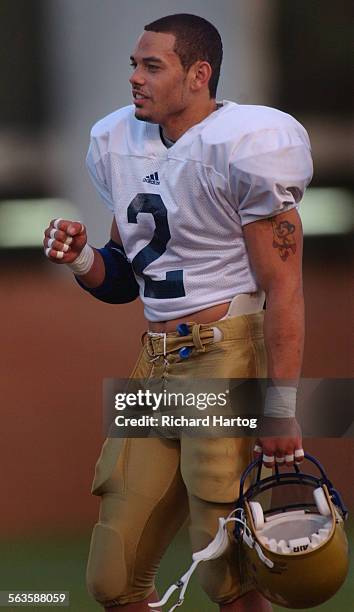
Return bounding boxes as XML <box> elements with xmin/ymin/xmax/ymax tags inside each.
<box><xmin>43</xmin><ymin>14</ymin><xmax>313</xmax><ymax>612</ymax></box>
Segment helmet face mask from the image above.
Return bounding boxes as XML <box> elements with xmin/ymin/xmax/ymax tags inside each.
<box><xmin>234</xmin><ymin>454</ymin><xmax>349</xmax><ymax>609</ymax></box>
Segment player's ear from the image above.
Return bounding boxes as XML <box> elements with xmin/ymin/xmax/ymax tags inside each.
<box><xmin>189</xmin><ymin>61</ymin><xmax>212</xmax><ymax>93</ymax></box>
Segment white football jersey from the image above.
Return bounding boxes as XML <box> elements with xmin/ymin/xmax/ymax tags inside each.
<box><xmin>86</xmin><ymin>101</ymin><xmax>313</xmax><ymax>322</ymax></box>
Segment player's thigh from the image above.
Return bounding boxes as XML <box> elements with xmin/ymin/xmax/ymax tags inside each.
<box><xmin>90</xmin><ymin>340</ymin><xmax>160</xmax><ymax>496</ymax></box>
<box><xmin>181</xmin><ymin>438</ymin><xmax>254</xmax><ymax>604</ymax></box>
<box><xmin>87</xmin><ymin>437</ymin><xmax>189</xmax><ymax>603</ymax></box>
<box><xmin>178</xmin><ymin>326</ymin><xmax>261</xmax><ymax>502</ymax></box>
<box><xmin>180</xmin><ymin>436</ymin><xmax>252</xmax><ymax>503</ymax></box>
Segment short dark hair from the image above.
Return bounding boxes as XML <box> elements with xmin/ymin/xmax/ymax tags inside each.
<box><xmin>144</xmin><ymin>14</ymin><xmax>223</xmax><ymax>98</ymax></box>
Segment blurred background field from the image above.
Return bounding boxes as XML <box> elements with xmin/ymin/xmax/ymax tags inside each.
<box><xmin>0</xmin><ymin>0</ymin><xmax>353</xmax><ymax>610</ymax></box>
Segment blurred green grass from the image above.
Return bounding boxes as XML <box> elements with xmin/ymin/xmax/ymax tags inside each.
<box><xmin>0</xmin><ymin>521</ymin><xmax>352</xmax><ymax>611</ymax></box>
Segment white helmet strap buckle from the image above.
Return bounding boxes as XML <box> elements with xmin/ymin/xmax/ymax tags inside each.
<box><xmin>148</xmin><ymin>515</ymin><xmax>233</xmax><ymax>611</ymax></box>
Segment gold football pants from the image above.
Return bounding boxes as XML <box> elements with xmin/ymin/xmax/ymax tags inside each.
<box><xmin>86</xmin><ymin>312</ymin><xmax>266</xmax><ymax>607</ymax></box>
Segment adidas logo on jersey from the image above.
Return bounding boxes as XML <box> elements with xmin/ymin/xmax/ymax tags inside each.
<box><xmin>143</xmin><ymin>172</ymin><xmax>160</xmax><ymax>185</ymax></box>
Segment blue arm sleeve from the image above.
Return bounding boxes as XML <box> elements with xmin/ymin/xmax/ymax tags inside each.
<box><xmin>75</xmin><ymin>240</ymin><xmax>139</xmax><ymax>304</ymax></box>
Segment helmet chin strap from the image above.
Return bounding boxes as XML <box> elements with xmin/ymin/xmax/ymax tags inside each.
<box><xmin>148</xmin><ymin>509</ymin><xmax>273</xmax><ymax>612</ymax></box>
<box><xmin>232</xmin><ymin>510</ymin><xmax>274</xmax><ymax>569</ymax></box>
<box><xmin>148</xmin><ymin>561</ymin><xmax>199</xmax><ymax>611</ymax></box>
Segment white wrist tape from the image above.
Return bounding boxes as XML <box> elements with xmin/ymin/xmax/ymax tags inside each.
<box><xmin>264</xmin><ymin>386</ymin><xmax>297</xmax><ymax>418</ymax></box>
<box><xmin>67</xmin><ymin>243</ymin><xmax>94</xmax><ymax>276</ymax></box>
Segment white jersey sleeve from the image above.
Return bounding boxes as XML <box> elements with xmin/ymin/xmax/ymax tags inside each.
<box><xmin>86</xmin><ymin>119</ymin><xmax>115</xmax><ymax>212</ymax></box>
<box><xmin>229</xmin><ymin>125</ymin><xmax>313</xmax><ymax>226</ymax></box>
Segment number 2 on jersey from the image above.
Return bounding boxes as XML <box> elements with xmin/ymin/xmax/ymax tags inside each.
<box><xmin>127</xmin><ymin>193</ymin><xmax>185</xmax><ymax>299</ymax></box>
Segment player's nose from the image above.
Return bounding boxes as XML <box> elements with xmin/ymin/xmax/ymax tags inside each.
<box><xmin>129</xmin><ymin>67</ymin><xmax>145</xmax><ymax>87</ymax></box>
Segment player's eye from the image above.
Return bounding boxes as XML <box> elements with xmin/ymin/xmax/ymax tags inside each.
<box><xmin>130</xmin><ymin>61</ymin><xmax>137</xmax><ymax>69</ymax></box>
<box><xmin>147</xmin><ymin>65</ymin><xmax>160</xmax><ymax>72</ymax></box>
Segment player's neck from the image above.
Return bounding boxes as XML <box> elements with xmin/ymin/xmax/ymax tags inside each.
<box><xmin>161</xmin><ymin>98</ymin><xmax>218</xmax><ymax>142</ymax></box>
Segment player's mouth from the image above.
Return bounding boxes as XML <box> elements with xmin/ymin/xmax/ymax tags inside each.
<box><xmin>132</xmin><ymin>91</ymin><xmax>150</xmax><ymax>105</ymax></box>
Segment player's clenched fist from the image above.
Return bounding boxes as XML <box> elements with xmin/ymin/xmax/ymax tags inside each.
<box><xmin>43</xmin><ymin>218</ymin><xmax>87</xmax><ymax>264</ymax></box>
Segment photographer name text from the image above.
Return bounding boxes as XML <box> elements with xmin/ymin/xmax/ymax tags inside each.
<box><xmin>114</xmin><ymin>414</ymin><xmax>258</xmax><ymax>429</ymax></box>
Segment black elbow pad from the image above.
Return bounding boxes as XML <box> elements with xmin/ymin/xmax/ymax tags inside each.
<box><xmin>75</xmin><ymin>240</ymin><xmax>139</xmax><ymax>304</ymax></box>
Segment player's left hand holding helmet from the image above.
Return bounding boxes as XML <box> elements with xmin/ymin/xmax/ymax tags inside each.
<box><xmin>253</xmin><ymin>416</ymin><xmax>304</xmax><ymax>468</ymax></box>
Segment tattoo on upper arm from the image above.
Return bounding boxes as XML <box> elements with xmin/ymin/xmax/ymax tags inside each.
<box><xmin>270</xmin><ymin>218</ymin><xmax>296</xmax><ymax>261</ymax></box>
